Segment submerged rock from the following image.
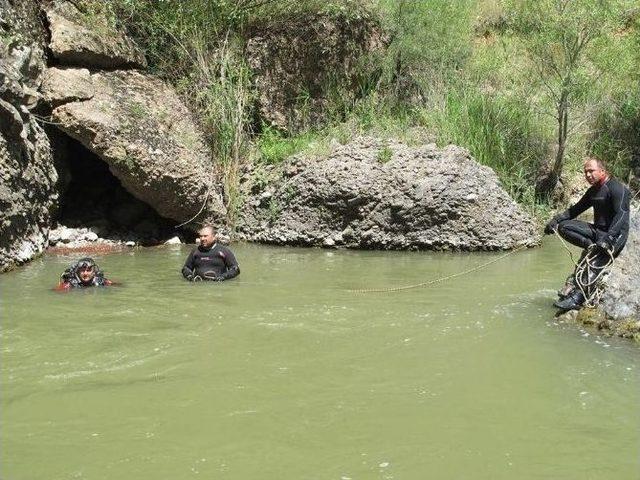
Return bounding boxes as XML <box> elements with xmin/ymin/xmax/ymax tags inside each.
<box><xmin>239</xmin><ymin>138</ymin><xmax>539</xmax><ymax>250</ymax></box>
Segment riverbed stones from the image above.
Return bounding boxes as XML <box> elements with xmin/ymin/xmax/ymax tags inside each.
<box><xmin>239</xmin><ymin>138</ymin><xmax>540</xmax><ymax>250</ymax></box>
<box><xmin>51</xmin><ymin>69</ymin><xmax>226</xmax><ymax>226</ymax></box>
<box><xmin>44</xmin><ymin>1</ymin><xmax>146</xmax><ymax>69</ymax></box>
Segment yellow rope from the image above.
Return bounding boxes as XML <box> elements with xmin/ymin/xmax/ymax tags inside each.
<box><xmin>347</xmin><ymin>244</ymin><xmax>529</xmax><ymax>294</ymax></box>
<box><xmin>553</xmin><ymin>227</ymin><xmax>581</xmax><ymax>268</ymax></box>
<box><xmin>553</xmin><ymin>227</ymin><xmax>615</xmax><ymax>307</ymax></box>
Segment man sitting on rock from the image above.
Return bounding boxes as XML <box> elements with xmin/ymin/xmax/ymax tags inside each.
<box><xmin>182</xmin><ymin>226</ymin><xmax>240</xmax><ymax>282</ymax></box>
<box><xmin>57</xmin><ymin>257</ymin><xmax>113</xmax><ymax>289</ymax></box>
<box><xmin>544</xmin><ymin>157</ymin><xmax>631</xmax><ymax>311</ymax></box>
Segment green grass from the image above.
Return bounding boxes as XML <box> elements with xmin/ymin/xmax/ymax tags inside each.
<box><xmin>415</xmin><ymin>87</ymin><xmax>550</xmax><ymax>203</ymax></box>
<box><xmin>256</xmin><ymin>125</ymin><xmax>318</xmax><ymax>164</ymax></box>
<box><xmin>589</xmin><ymin>90</ymin><xmax>640</xmax><ymax>182</ymax></box>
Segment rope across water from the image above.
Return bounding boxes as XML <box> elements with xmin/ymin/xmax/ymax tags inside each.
<box><xmin>347</xmin><ymin>244</ymin><xmax>529</xmax><ymax>294</ymax></box>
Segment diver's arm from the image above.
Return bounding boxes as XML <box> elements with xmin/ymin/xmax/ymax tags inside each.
<box><xmin>545</xmin><ymin>188</ymin><xmax>593</xmax><ymax>233</ymax></box>
<box><xmin>566</xmin><ymin>187</ymin><xmax>594</xmax><ymax>219</ymax></box>
<box><xmin>217</xmin><ymin>247</ymin><xmax>240</xmax><ymax>281</ymax></box>
<box><xmin>54</xmin><ymin>282</ymin><xmax>72</xmax><ymax>291</ymax></box>
<box><xmin>182</xmin><ymin>250</ymin><xmax>196</xmax><ymax>279</ymax></box>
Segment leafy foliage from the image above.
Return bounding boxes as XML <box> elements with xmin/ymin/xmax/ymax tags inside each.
<box><xmin>111</xmin><ymin>0</ymin><xmax>639</xmax><ymax>216</ymax></box>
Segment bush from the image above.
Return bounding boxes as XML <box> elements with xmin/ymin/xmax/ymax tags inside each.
<box><xmin>419</xmin><ymin>87</ymin><xmax>550</xmax><ymax>203</ymax></box>
<box><xmin>589</xmin><ymin>90</ymin><xmax>640</xmax><ymax>182</ymax></box>
<box><xmin>256</xmin><ymin>125</ymin><xmax>316</xmax><ymax>164</ymax></box>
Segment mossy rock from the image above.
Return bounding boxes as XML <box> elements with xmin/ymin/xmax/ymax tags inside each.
<box><xmin>576</xmin><ymin>308</ymin><xmax>606</xmax><ymax>327</ymax></box>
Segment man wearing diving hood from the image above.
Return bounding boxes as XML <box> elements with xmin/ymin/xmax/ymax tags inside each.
<box><xmin>57</xmin><ymin>258</ymin><xmax>113</xmax><ymax>289</ymax></box>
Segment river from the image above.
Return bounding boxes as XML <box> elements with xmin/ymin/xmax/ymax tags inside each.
<box><xmin>1</xmin><ymin>242</ymin><xmax>638</xmax><ymax>479</ymax></box>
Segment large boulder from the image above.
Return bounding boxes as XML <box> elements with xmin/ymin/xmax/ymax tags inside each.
<box><xmin>245</xmin><ymin>9</ymin><xmax>387</xmax><ymax>132</ymax></box>
<box><xmin>600</xmin><ymin>205</ymin><xmax>640</xmax><ymax>320</ymax></box>
<box><xmin>0</xmin><ymin>0</ymin><xmax>58</xmax><ymax>272</ymax></box>
<box><xmin>43</xmin><ymin>0</ymin><xmax>146</xmax><ymax>69</ymax></box>
<box><xmin>51</xmin><ymin>69</ymin><xmax>226</xmax><ymax>225</ymax></box>
<box><xmin>238</xmin><ymin>138</ymin><xmax>540</xmax><ymax>250</ymax></box>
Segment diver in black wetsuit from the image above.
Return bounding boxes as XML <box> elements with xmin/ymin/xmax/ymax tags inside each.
<box><xmin>544</xmin><ymin>158</ymin><xmax>630</xmax><ymax>310</ymax></box>
<box><xmin>57</xmin><ymin>257</ymin><xmax>113</xmax><ymax>290</ymax></box>
<box><xmin>182</xmin><ymin>226</ymin><xmax>240</xmax><ymax>282</ymax></box>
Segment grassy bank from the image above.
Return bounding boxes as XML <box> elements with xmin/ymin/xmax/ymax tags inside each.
<box><xmin>110</xmin><ymin>0</ymin><xmax>639</xmax><ymax>220</ymax></box>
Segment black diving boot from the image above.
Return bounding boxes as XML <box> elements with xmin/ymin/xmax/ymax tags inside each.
<box><xmin>553</xmin><ymin>290</ymin><xmax>585</xmax><ymax>311</ymax></box>
<box><xmin>557</xmin><ymin>274</ymin><xmax>576</xmax><ymax>299</ymax></box>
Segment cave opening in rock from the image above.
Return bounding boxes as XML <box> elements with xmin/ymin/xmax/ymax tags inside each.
<box><xmin>51</xmin><ymin>132</ymin><xmax>192</xmax><ymax>245</ymax></box>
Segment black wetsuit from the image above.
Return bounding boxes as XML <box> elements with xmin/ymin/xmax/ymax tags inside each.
<box><xmin>59</xmin><ymin>272</ymin><xmax>111</xmax><ymax>288</ymax></box>
<box><xmin>554</xmin><ymin>178</ymin><xmax>630</xmax><ymax>256</ymax></box>
<box><xmin>182</xmin><ymin>243</ymin><xmax>240</xmax><ymax>281</ymax></box>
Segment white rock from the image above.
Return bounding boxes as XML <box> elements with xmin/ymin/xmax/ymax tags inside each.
<box><xmin>164</xmin><ymin>236</ymin><xmax>182</xmax><ymax>245</ymax></box>
<box><xmin>323</xmin><ymin>237</ymin><xmax>335</xmax><ymax>247</ymax></box>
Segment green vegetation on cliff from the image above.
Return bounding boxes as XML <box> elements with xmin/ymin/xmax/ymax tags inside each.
<box><xmin>110</xmin><ymin>0</ymin><xmax>639</xmax><ymax>219</ymax></box>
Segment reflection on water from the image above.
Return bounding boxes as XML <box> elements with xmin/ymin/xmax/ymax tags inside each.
<box><xmin>1</xmin><ymin>242</ymin><xmax>639</xmax><ymax>479</ymax></box>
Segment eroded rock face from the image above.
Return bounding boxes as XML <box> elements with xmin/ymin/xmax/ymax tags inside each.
<box><xmin>601</xmin><ymin>205</ymin><xmax>640</xmax><ymax>320</ymax></box>
<box><xmin>0</xmin><ymin>113</ymin><xmax>57</xmax><ymax>271</ymax></box>
<box><xmin>51</xmin><ymin>69</ymin><xmax>226</xmax><ymax>225</ymax></box>
<box><xmin>0</xmin><ymin>0</ymin><xmax>58</xmax><ymax>271</ymax></box>
<box><xmin>44</xmin><ymin>0</ymin><xmax>147</xmax><ymax>69</ymax></box>
<box><xmin>40</xmin><ymin>67</ymin><xmax>94</xmax><ymax>107</ymax></box>
<box><xmin>239</xmin><ymin>138</ymin><xmax>539</xmax><ymax>250</ymax></box>
<box><xmin>246</xmin><ymin>10</ymin><xmax>387</xmax><ymax>132</ymax></box>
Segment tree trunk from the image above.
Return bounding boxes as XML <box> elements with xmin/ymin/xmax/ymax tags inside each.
<box><xmin>535</xmin><ymin>90</ymin><xmax>569</xmax><ymax>200</ymax></box>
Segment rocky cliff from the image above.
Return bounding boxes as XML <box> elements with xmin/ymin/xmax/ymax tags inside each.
<box><xmin>246</xmin><ymin>10</ymin><xmax>387</xmax><ymax>132</ymax></box>
<box><xmin>1</xmin><ymin>0</ymin><xmax>227</xmax><ymax>270</ymax></box>
<box><xmin>0</xmin><ymin>0</ymin><xmax>58</xmax><ymax>272</ymax></box>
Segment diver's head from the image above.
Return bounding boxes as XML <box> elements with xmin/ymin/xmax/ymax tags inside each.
<box><xmin>198</xmin><ymin>225</ymin><xmax>217</xmax><ymax>248</ymax></box>
<box><xmin>583</xmin><ymin>157</ymin><xmax>608</xmax><ymax>186</ymax></box>
<box><xmin>75</xmin><ymin>257</ymin><xmax>97</xmax><ymax>285</ymax></box>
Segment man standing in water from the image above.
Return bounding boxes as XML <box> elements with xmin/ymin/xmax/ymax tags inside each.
<box><xmin>182</xmin><ymin>226</ymin><xmax>240</xmax><ymax>282</ymax></box>
<box><xmin>544</xmin><ymin>157</ymin><xmax>630</xmax><ymax>310</ymax></box>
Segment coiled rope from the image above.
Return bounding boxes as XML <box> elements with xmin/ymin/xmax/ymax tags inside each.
<box><xmin>347</xmin><ymin>244</ymin><xmax>529</xmax><ymax>294</ymax></box>
<box><xmin>553</xmin><ymin>228</ymin><xmax>614</xmax><ymax>308</ymax></box>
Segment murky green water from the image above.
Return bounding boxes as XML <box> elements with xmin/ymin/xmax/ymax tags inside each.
<box><xmin>1</xmin><ymin>242</ymin><xmax>639</xmax><ymax>479</ymax></box>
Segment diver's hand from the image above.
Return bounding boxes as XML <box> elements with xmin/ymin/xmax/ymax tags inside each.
<box><xmin>182</xmin><ymin>266</ymin><xmax>194</xmax><ymax>280</ymax></box>
<box><xmin>595</xmin><ymin>232</ymin><xmax>613</xmax><ymax>253</ymax></box>
<box><xmin>544</xmin><ymin>220</ymin><xmax>557</xmax><ymax>235</ymax></box>
<box><xmin>595</xmin><ymin>239</ymin><xmax>612</xmax><ymax>253</ymax></box>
